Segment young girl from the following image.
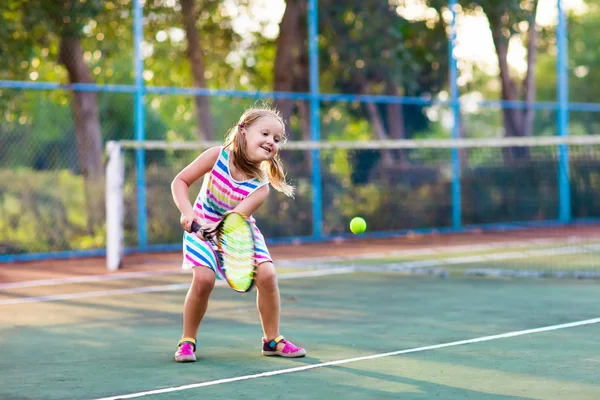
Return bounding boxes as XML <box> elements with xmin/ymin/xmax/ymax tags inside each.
<box><xmin>170</xmin><ymin>106</ymin><xmax>306</xmax><ymax>362</ymax></box>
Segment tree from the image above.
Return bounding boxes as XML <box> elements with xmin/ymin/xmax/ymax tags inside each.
<box><xmin>272</xmin><ymin>0</ymin><xmax>304</xmax><ymax>131</ymax></box>
<box><xmin>144</xmin><ymin>0</ymin><xmax>241</xmax><ymax>141</ymax></box>
<box><xmin>318</xmin><ymin>0</ymin><xmax>449</xmax><ymax>169</ymax></box>
<box><xmin>0</xmin><ymin>1</ymin><xmax>37</xmax><ymax>80</ymax></box>
<box><xmin>180</xmin><ymin>0</ymin><xmax>215</xmax><ymax>140</ymax></box>
<box><xmin>462</xmin><ymin>0</ymin><xmax>540</xmax><ymax>160</ymax></box>
<box><xmin>12</xmin><ymin>0</ymin><xmax>106</xmax><ymax>229</ymax></box>
<box><xmin>50</xmin><ymin>1</ymin><xmax>105</xmax><ymax>229</ymax></box>
<box><xmin>535</xmin><ymin>2</ymin><xmax>600</xmax><ymax>136</ymax></box>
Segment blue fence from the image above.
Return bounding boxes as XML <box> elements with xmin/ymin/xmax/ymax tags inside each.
<box><xmin>1</xmin><ymin>0</ymin><xmax>597</xmax><ymax>263</ymax></box>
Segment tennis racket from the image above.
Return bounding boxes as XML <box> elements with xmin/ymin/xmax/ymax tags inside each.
<box><xmin>191</xmin><ymin>212</ymin><xmax>257</xmax><ymax>293</ymax></box>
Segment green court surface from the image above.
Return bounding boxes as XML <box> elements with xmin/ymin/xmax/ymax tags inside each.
<box><xmin>1</xmin><ymin>271</ymin><xmax>599</xmax><ymax>400</ymax></box>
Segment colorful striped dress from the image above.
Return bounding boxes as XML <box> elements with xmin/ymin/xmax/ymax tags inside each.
<box><xmin>182</xmin><ymin>147</ymin><xmax>272</xmax><ymax>276</ymax></box>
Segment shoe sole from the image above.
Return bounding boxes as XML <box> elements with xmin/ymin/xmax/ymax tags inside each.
<box><xmin>174</xmin><ymin>354</ymin><xmax>197</xmax><ymax>362</ymax></box>
<box><xmin>262</xmin><ymin>349</ymin><xmax>307</xmax><ymax>358</ymax></box>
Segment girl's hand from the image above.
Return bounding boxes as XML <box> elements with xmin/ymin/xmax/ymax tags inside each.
<box><xmin>181</xmin><ymin>213</ymin><xmax>219</xmax><ymax>241</ymax></box>
<box><xmin>198</xmin><ymin>221</ymin><xmax>219</xmax><ymax>240</ymax></box>
<box><xmin>180</xmin><ymin>213</ymin><xmax>199</xmax><ymax>233</ymax></box>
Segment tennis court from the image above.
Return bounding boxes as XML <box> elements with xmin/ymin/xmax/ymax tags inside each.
<box><xmin>2</xmin><ymin>227</ymin><xmax>599</xmax><ymax>400</ymax></box>
<box><xmin>3</xmin><ymin>1</ymin><xmax>600</xmax><ymax>399</ymax></box>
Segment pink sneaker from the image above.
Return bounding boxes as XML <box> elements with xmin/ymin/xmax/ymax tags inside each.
<box><xmin>174</xmin><ymin>337</ymin><xmax>196</xmax><ymax>362</ymax></box>
<box><xmin>262</xmin><ymin>335</ymin><xmax>306</xmax><ymax>358</ymax></box>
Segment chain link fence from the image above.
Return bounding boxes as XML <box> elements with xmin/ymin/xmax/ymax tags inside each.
<box><xmin>1</xmin><ymin>0</ymin><xmax>597</xmax><ymax>258</ymax></box>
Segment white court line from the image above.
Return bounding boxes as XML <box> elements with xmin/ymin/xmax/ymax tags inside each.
<box><xmin>89</xmin><ymin>317</ymin><xmax>600</xmax><ymax>400</ymax></box>
<box><xmin>483</xmin><ymin>252</ymin><xmax>527</xmax><ymax>261</ymax></box>
<box><xmin>445</xmin><ymin>255</ymin><xmax>488</xmax><ymax>264</ymax></box>
<box><xmin>0</xmin><ymin>283</ymin><xmax>190</xmax><ymax>305</ymax></box>
<box><xmin>0</xmin><ymin>268</ymin><xmax>355</xmax><ymax>305</ymax></box>
<box><xmin>0</xmin><ymin>269</ymin><xmax>188</xmax><ymax>290</ymax></box>
<box><xmin>391</xmin><ymin>260</ymin><xmax>443</xmax><ymax>268</ymax></box>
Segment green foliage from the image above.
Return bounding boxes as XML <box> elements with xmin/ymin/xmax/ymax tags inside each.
<box><xmin>536</xmin><ymin>5</ymin><xmax>600</xmax><ymax>136</ymax></box>
<box><xmin>0</xmin><ymin>168</ymin><xmax>105</xmax><ymax>253</ymax></box>
<box><xmin>0</xmin><ymin>91</ymin><xmax>169</xmax><ymax>173</ymax></box>
<box><xmin>463</xmin><ymin>159</ymin><xmax>600</xmax><ymax>223</ymax></box>
<box><xmin>1</xmin><ymin>0</ymin><xmax>599</xmax><ymax>255</ymax></box>
<box><xmin>144</xmin><ymin>0</ymin><xmax>242</xmax><ymax>89</ymax></box>
<box><xmin>318</xmin><ymin>1</ymin><xmax>449</xmax><ymax>97</ymax></box>
<box><xmin>117</xmin><ymin>158</ymin><xmax>312</xmax><ymax>246</ymax></box>
<box><xmin>2</xmin><ymin>151</ymin><xmax>600</xmax><ymax>254</ymax></box>
<box><xmin>461</xmin><ymin>0</ymin><xmax>534</xmax><ymax>27</ymax></box>
<box><xmin>0</xmin><ymin>1</ymin><xmax>36</xmax><ymax>79</ymax></box>
<box><xmin>319</xmin><ymin>157</ymin><xmax>600</xmax><ymax>237</ymax></box>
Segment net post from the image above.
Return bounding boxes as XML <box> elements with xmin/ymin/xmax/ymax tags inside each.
<box><xmin>556</xmin><ymin>0</ymin><xmax>571</xmax><ymax>223</ymax></box>
<box><xmin>133</xmin><ymin>0</ymin><xmax>148</xmax><ymax>249</ymax></box>
<box><xmin>308</xmin><ymin>0</ymin><xmax>323</xmax><ymax>238</ymax></box>
<box><xmin>106</xmin><ymin>141</ymin><xmax>125</xmax><ymax>271</ymax></box>
<box><xmin>448</xmin><ymin>0</ymin><xmax>462</xmax><ymax>229</ymax></box>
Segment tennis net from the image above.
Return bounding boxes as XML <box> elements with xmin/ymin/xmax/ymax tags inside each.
<box><xmin>106</xmin><ymin>136</ymin><xmax>600</xmax><ymax>271</ymax></box>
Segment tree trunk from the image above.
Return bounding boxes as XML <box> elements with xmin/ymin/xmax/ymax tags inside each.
<box><xmin>59</xmin><ymin>36</ymin><xmax>104</xmax><ymax>230</ymax></box>
<box><xmin>273</xmin><ymin>0</ymin><xmax>305</xmax><ymax>173</ymax></box>
<box><xmin>296</xmin><ymin>100</ymin><xmax>312</xmax><ymax>175</ymax></box>
<box><xmin>522</xmin><ymin>0</ymin><xmax>539</xmax><ymax>138</ymax></box>
<box><xmin>181</xmin><ymin>0</ymin><xmax>214</xmax><ymax>140</ymax></box>
<box><xmin>298</xmin><ymin>101</ymin><xmax>311</xmax><ymax>141</ymax></box>
<box><xmin>365</xmin><ymin>102</ymin><xmax>394</xmax><ymax>167</ymax></box>
<box><xmin>385</xmin><ymin>81</ymin><xmax>407</xmax><ymax>165</ymax></box>
<box><xmin>489</xmin><ymin>14</ymin><xmax>523</xmax><ymax>137</ymax></box>
<box><xmin>295</xmin><ymin>14</ymin><xmax>313</xmax><ymax>176</ymax></box>
<box><xmin>273</xmin><ymin>0</ymin><xmax>302</xmax><ymax>132</ymax></box>
<box><xmin>458</xmin><ymin>112</ymin><xmax>469</xmax><ymax>167</ymax></box>
<box><xmin>488</xmin><ymin>12</ymin><xmax>527</xmax><ymax>161</ymax></box>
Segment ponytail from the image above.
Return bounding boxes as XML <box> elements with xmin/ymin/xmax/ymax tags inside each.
<box><xmin>262</xmin><ymin>156</ymin><xmax>294</xmax><ymax>197</ymax></box>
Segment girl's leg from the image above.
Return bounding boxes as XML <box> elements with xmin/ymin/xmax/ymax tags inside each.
<box><xmin>255</xmin><ymin>262</ymin><xmax>306</xmax><ymax>357</ymax></box>
<box><xmin>175</xmin><ymin>266</ymin><xmax>216</xmax><ymax>362</ymax></box>
<box><xmin>182</xmin><ymin>266</ymin><xmax>216</xmax><ymax>339</ymax></box>
<box><xmin>255</xmin><ymin>262</ymin><xmax>281</xmax><ymax>341</ymax></box>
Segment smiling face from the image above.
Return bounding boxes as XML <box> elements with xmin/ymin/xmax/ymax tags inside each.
<box><xmin>242</xmin><ymin>116</ymin><xmax>284</xmax><ymax>162</ymax></box>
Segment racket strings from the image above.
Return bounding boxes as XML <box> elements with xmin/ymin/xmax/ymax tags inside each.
<box><xmin>219</xmin><ymin>216</ymin><xmax>255</xmax><ymax>286</ymax></box>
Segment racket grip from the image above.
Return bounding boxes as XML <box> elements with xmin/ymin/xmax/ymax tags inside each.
<box><xmin>191</xmin><ymin>221</ymin><xmax>202</xmax><ymax>233</ymax></box>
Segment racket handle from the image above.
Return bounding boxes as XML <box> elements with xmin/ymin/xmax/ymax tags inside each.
<box><xmin>191</xmin><ymin>221</ymin><xmax>202</xmax><ymax>233</ymax></box>
<box><xmin>191</xmin><ymin>221</ymin><xmax>213</xmax><ymax>242</ymax></box>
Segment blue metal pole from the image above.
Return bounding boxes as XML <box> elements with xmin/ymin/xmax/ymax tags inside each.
<box><xmin>448</xmin><ymin>0</ymin><xmax>461</xmax><ymax>229</ymax></box>
<box><xmin>557</xmin><ymin>0</ymin><xmax>570</xmax><ymax>223</ymax></box>
<box><xmin>307</xmin><ymin>0</ymin><xmax>322</xmax><ymax>238</ymax></box>
<box><xmin>134</xmin><ymin>0</ymin><xmax>147</xmax><ymax>248</ymax></box>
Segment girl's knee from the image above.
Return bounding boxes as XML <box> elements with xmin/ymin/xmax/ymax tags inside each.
<box><xmin>190</xmin><ymin>267</ymin><xmax>216</xmax><ymax>295</ymax></box>
<box><xmin>256</xmin><ymin>262</ymin><xmax>278</xmax><ymax>290</ymax></box>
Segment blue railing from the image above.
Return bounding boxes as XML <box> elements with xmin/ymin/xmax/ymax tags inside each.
<box><xmin>0</xmin><ymin>0</ymin><xmax>592</xmax><ymax>263</ymax></box>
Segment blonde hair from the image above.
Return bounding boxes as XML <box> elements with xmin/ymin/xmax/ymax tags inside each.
<box><xmin>223</xmin><ymin>106</ymin><xmax>294</xmax><ymax>197</ymax></box>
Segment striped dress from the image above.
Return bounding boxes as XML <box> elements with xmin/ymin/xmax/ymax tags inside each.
<box><xmin>182</xmin><ymin>147</ymin><xmax>272</xmax><ymax>276</ymax></box>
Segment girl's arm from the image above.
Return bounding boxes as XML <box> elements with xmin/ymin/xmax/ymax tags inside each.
<box><xmin>232</xmin><ymin>184</ymin><xmax>270</xmax><ymax>218</ymax></box>
<box><xmin>171</xmin><ymin>146</ymin><xmax>221</xmax><ymax>232</ymax></box>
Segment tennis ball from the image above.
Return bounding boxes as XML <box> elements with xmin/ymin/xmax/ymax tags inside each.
<box><xmin>350</xmin><ymin>217</ymin><xmax>367</xmax><ymax>234</ymax></box>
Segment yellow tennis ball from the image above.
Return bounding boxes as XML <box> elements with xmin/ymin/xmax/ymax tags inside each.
<box><xmin>350</xmin><ymin>217</ymin><xmax>367</xmax><ymax>234</ymax></box>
